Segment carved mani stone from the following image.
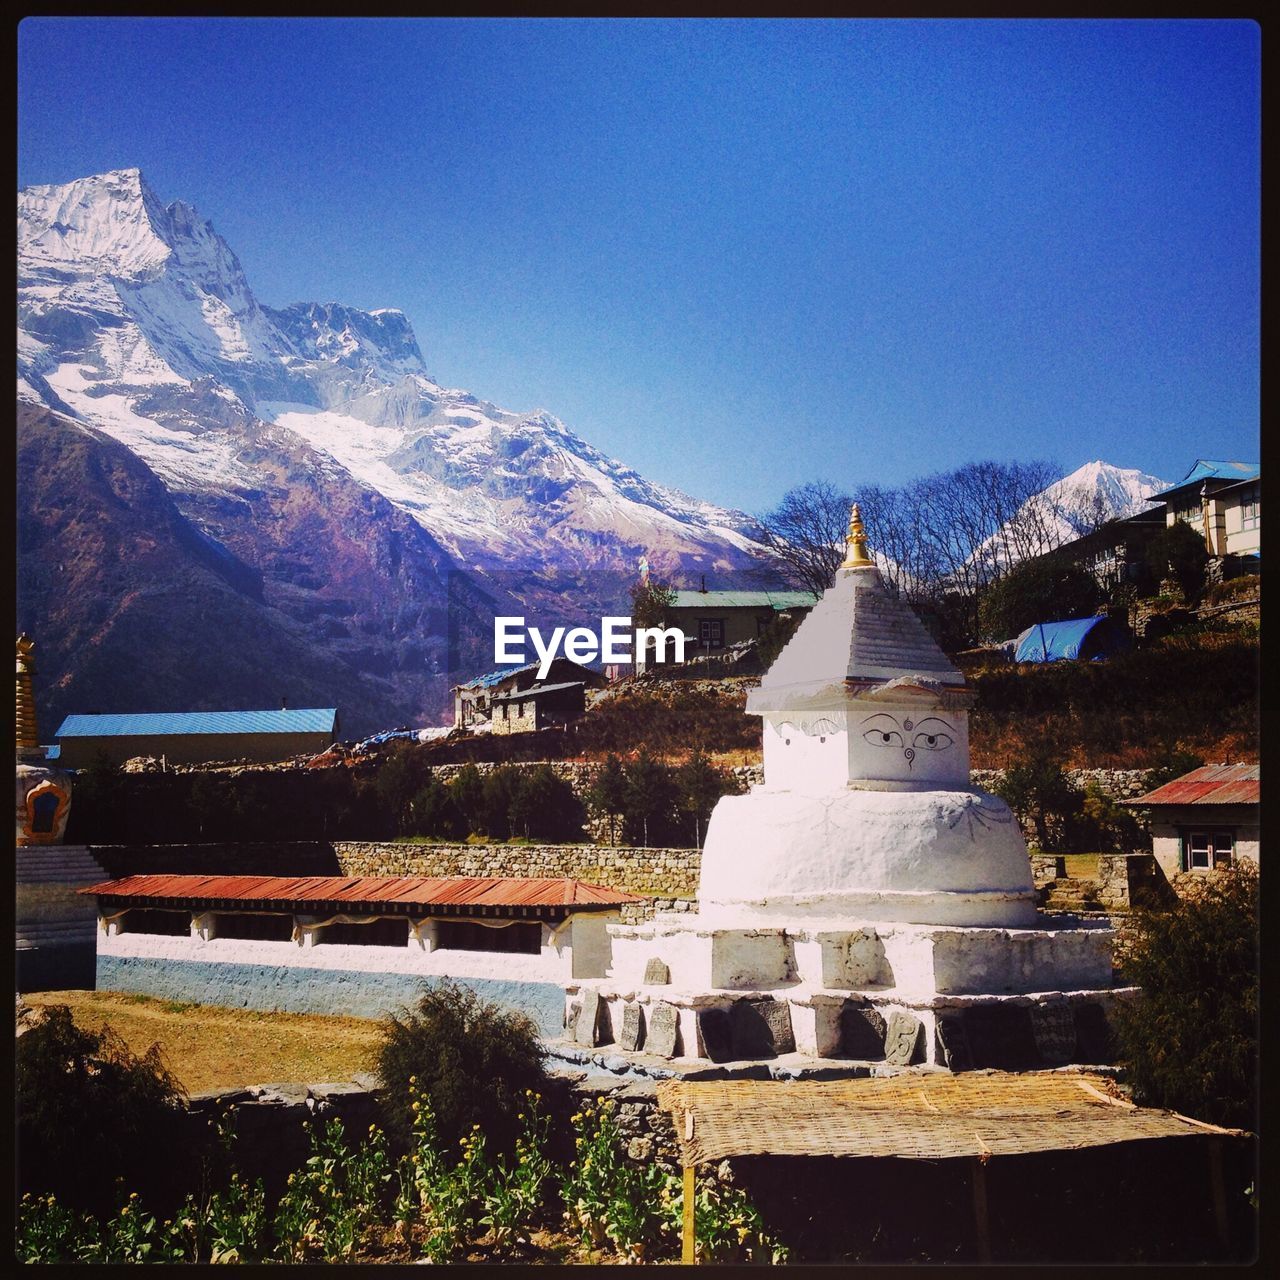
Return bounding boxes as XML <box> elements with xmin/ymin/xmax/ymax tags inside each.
<box><xmin>643</xmin><ymin>957</ymin><xmax>671</xmax><ymax>985</ymax></box>
<box><xmin>729</xmin><ymin>999</ymin><xmax>793</xmax><ymax>1058</ymax></box>
<box><xmin>697</xmin><ymin>1007</ymin><xmax>734</xmax><ymax>1063</ymax></box>
<box><xmin>1072</xmin><ymin>1002</ymin><xmax>1113</xmax><ymax>1065</ymax></box>
<box><xmin>574</xmin><ymin>990</ymin><xmax>601</xmax><ymax>1047</ymax></box>
<box><xmin>934</xmin><ymin>1012</ymin><xmax>974</xmax><ymax>1072</ymax></box>
<box><xmin>963</xmin><ymin>1005</ymin><xmax>1039</xmax><ymax>1070</ymax></box>
<box><xmin>840</xmin><ymin>1004</ymin><xmax>888</xmax><ymax>1060</ymax></box>
<box><xmin>883</xmin><ymin>1011</ymin><xmax>925</xmax><ymax>1066</ymax></box>
<box><xmin>646</xmin><ymin>1002</ymin><xmax>679</xmax><ymax>1058</ymax></box>
<box><xmin>620</xmin><ymin>1002</ymin><xmax>645</xmax><ymax>1052</ymax></box>
<box><xmin>1029</xmin><ymin>1002</ymin><xmax>1078</xmax><ymax>1066</ymax></box>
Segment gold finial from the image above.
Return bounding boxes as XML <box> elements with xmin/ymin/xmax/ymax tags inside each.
<box><xmin>16</xmin><ymin>634</ymin><xmax>40</xmax><ymax>754</ymax></box>
<box><xmin>840</xmin><ymin>503</ymin><xmax>875</xmax><ymax>570</ymax></box>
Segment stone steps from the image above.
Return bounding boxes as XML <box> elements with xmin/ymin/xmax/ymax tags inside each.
<box><xmin>16</xmin><ymin>846</ymin><xmax>108</xmax><ymax>885</ymax></box>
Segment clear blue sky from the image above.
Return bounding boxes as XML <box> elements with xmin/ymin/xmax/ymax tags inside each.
<box><xmin>18</xmin><ymin>17</ymin><xmax>1259</xmax><ymax>514</ymax></box>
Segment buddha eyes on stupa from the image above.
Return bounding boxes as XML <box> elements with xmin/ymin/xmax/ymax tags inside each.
<box><xmin>860</xmin><ymin>713</ymin><xmax>956</xmax><ymax>754</ymax></box>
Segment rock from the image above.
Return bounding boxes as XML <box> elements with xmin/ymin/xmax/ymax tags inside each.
<box><xmin>1072</xmin><ymin>1001</ymin><xmax>1113</xmax><ymax>1064</ymax></box>
<box><xmin>620</xmin><ymin>1003</ymin><xmax>645</xmax><ymax>1052</ymax></box>
<box><xmin>646</xmin><ymin>1003</ymin><xmax>679</xmax><ymax>1058</ymax></box>
<box><xmin>1029</xmin><ymin>1003</ymin><xmax>1078</xmax><ymax>1066</ymax></box>
<box><xmin>697</xmin><ymin>1008</ymin><xmax>734</xmax><ymax>1063</ymax></box>
<box><xmin>963</xmin><ymin>1005</ymin><xmax>1039</xmax><ymax>1070</ymax></box>
<box><xmin>840</xmin><ymin>1004</ymin><xmax>887</xmax><ymax>1059</ymax></box>
<box><xmin>626</xmin><ymin>1136</ymin><xmax>655</xmax><ymax>1161</ymax></box>
<box><xmin>575</xmin><ymin>990</ymin><xmax>601</xmax><ymax>1047</ymax></box>
<box><xmin>883</xmin><ymin>1011</ymin><xmax>925</xmax><ymax>1066</ymax></box>
<box><xmin>935</xmin><ymin>1012</ymin><xmax>974</xmax><ymax>1071</ymax></box>
<box><xmin>729</xmin><ymin>998</ymin><xmax>794</xmax><ymax>1058</ymax></box>
<box><xmin>643</xmin><ymin>957</ymin><xmax>671</xmax><ymax>985</ymax></box>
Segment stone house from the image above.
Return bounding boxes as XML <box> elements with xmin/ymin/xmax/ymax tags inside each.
<box><xmin>1121</xmin><ymin>763</ymin><xmax>1259</xmax><ymax>880</ymax></box>
<box><xmin>452</xmin><ymin>658</ymin><xmax>606</xmax><ymax>731</ymax></box>
<box><xmin>667</xmin><ymin>587</ymin><xmax>818</xmax><ymax>655</ymax></box>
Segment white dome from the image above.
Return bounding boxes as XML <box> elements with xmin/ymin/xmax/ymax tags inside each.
<box><xmin>698</xmin><ymin>786</ymin><xmax>1039</xmax><ymax>928</ymax></box>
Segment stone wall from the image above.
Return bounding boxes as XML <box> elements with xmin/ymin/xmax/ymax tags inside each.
<box><xmin>970</xmin><ymin>768</ymin><xmax>1150</xmax><ymax>801</ymax></box>
<box><xmin>334</xmin><ymin>841</ymin><xmax>700</xmax><ymax>920</ymax></box>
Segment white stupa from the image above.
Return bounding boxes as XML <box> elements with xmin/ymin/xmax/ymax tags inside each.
<box><xmin>567</xmin><ymin>508</ymin><xmax>1120</xmax><ymax>1070</ymax></box>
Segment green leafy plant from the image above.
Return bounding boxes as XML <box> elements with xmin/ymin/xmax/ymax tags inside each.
<box><xmin>375</xmin><ymin>982</ymin><xmax>549</xmax><ymax>1158</ymax></box>
<box><xmin>1113</xmin><ymin>861</ymin><xmax>1258</xmax><ymax>1132</ymax></box>
<box><xmin>991</xmin><ymin>748</ymin><xmax>1081</xmax><ymax>851</ymax></box>
<box><xmin>16</xmin><ymin>1005</ymin><xmax>190</xmax><ymax>1220</ymax></box>
<box><xmin>16</xmin><ymin>1193</ymin><xmax>104</xmax><ymax>1264</ymax></box>
<box><xmin>692</xmin><ymin>1175</ymin><xmax>790</xmax><ymax>1265</ymax></box>
<box><xmin>977</xmin><ymin>556</ymin><xmax>1103</xmax><ymax>642</ymax></box>
<box><xmin>586</xmin><ymin>754</ymin><xmax>628</xmax><ymax>843</ymax></box>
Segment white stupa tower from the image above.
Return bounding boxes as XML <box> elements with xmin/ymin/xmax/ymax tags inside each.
<box><xmin>568</xmin><ymin>508</ymin><xmax>1120</xmax><ymax>1070</ymax></box>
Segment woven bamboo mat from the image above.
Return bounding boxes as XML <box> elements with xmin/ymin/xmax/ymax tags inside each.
<box><xmin>656</xmin><ymin>1071</ymin><xmax>1244</xmax><ymax>1166</ymax></box>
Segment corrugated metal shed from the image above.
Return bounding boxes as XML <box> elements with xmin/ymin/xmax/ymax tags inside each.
<box><xmin>670</xmin><ymin>590</ymin><xmax>818</xmax><ymax>610</ymax></box>
<box><xmin>456</xmin><ymin>662</ymin><xmax>540</xmax><ymax>691</ymax></box>
<box><xmin>1123</xmin><ymin>764</ymin><xmax>1259</xmax><ymax>808</ymax></box>
<box><xmin>79</xmin><ymin>874</ymin><xmax>643</xmax><ymax>914</ymax></box>
<box><xmin>55</xmin><ymin>709</ymin><xmax>338</xmax><ymax>738</ymax></box>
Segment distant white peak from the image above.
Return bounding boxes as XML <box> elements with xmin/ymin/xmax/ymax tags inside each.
<box><xmin>18</xmin><ymin>167</ymin><xmax>177</xmax><ymax>279</ymax></box>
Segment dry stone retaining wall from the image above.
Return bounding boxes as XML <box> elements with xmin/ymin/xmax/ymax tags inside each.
<box><xmin>334</xmin><ymin>841</ymin><xmax>700</xmax><ymax>921</ymax></box>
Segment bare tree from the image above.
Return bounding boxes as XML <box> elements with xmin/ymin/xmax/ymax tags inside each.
<box><xmin>757</xmin><ymin>480</ymin><xmax>852</xmax><ymax>597</ymax></box>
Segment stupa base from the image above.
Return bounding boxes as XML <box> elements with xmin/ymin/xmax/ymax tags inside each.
<box><xmin>565</xmin><ymin>913</ymin><xmax>1126</xmax><ymax>1070</ymax></box>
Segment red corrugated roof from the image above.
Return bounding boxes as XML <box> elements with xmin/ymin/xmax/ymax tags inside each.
<box><xmin>78</xmin><ymin>874</ymin><xmax>643</xmax><ymax>911</ymax></box>
<box><xmin>1124</xmin><ymin>763</ymin><xmax>1259</xmax><ymax>808</ymax></box>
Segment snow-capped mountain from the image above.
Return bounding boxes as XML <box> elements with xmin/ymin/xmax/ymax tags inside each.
<box><xmin>972</xmin><ymin>460</ymin><xmax>1169</xmax><ymax>576</ymax></box>
<box><xmin>17</xmin><ymin>169</ymin><xmax>771</xmax><ymax>728</ymax></box>
<box><xmin>18</xmin><ymin>168</ymin><xmax>763</xmax><ymax>577</ymax></box>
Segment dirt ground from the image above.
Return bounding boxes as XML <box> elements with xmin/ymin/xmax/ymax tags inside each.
<box><xmin>24</xmin><ymin>990</ymin><xmax>383</xmax><ymax>1095</ymax></box>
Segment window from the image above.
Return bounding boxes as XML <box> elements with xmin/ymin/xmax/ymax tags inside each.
<box><xmin>436</xmin><ymin>920</ymin><xmax>542</xmax><ymax>954</ymax></box>
<box><xmin>1173</xmin><ymin>500</ymin><xmax>1201</xmax><ymax>525</ymax></box>
<box><xmin>319</xmin><ymin>918</ymin><xmax>409</xmax><ymax>947</ymax></box>
<box><xmin>697</xmin><ymin>618</ymin><xmax>725</xmax><ymax>649</ymax></box>
<box><xmin>1240</xmin><ymin>487</ymin><xmax>1260</xmax><ymax>531</ymax></box>
<box><xmin>1184</xmin><ymin>830</ymin><xmax>1234</xmax><ymax>872</ymax></box>
<box><xmin>120</xmin><ymin>908</ymin><xmax>191</xmax><ymax>936</ymax></box>
<box><xmin>214</xmin><ymin>912</ymin><xmax>296</xmax><ymax>942</ymax></box>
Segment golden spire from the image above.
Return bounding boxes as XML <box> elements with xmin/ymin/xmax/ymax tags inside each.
<box><xmin>840</xmin><ymin>502</ymin><xmax>875</xmax><ymax>570</ymax></box>
<box><xmin>16</xmin><ymin>634</ymin><xmax>40</xmax><ymax>755</ymax></box>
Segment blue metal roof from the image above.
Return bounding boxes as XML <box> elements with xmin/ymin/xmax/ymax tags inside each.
<box><xmin>1014</xmin><ymin>617</ymin><xmax>1125</xmax><ymax>664</ymax></box>
<box><xmin>54</xmin><ymin>709</ymin><xmax>338</xmax><ymax>739</ymax></box>
<box><xmin>1153</xmin><ymin>460</ymin><xmax>1260</xmax><ymax>499</ymax></box>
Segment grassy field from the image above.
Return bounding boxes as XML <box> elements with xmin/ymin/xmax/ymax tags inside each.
<box><xmin>24</xmin><ymin>991</ymin><xmax>383</xmax><ymax>1096</ymax></box>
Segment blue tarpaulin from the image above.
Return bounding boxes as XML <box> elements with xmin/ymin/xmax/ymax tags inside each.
<box><xmin>1014</xmin><ymin>616</ymin><xmax>1130</xmax><ymax>664</ymax></box>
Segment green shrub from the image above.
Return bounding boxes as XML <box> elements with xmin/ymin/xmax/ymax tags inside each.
<box><xmin>676</xmin><ymin>750</ymin><xmax>735</xmax><ymax>847</ymax></box>
<box><xmin>509</xmin><ymin>765</ymin><xmax>585</xmax><ymax>842</ymax></box>
<box><xmin>480</xmin><ymin>764</ymin><xmax>523</xmax><ymax>839</ymax></box>
<box><xmin>409</xmin><ymin>771</ymin><xmax>463</xmax><ymax>838</ymax></box>
<box><xmin>1143</xmin><ymin>520</ymin><xmax>1209</xmax><ymax>602</ymax></box>
<box><xmin>375</xmin><ymin>982</ymin><xmax>549</xmax><ymax>1159</ymax></box>
<box><xmin>990</xmin><ymin>749</ymin><xmax>1081</xmax><ymax>851</ymax></box>
<box><xmin>17</xmin><ymin>1006</ymin><xmax>191</xmax><ymax>1219</ymax></box>
<box><xmin>586</xmin><ymin>754</ymin><xmax>627</xmax><ymax>844</ymax></box>
<box><xmin>1072</xmin><ymin>782</ymin><xmax>1145</xmax><ymax>854</ymax></box>
<box><xmin>622</xmin><ymin>748</ymin><xmax>681</xmax><ymax>847</ymax></box>
<box><xmin>978</xmin><ymin>557</ymin><xmax>1103</xmax><ymax>642</ymax></box>
<box><xmin>447</xmin><ymin>764</ymin><xmax>487</xmax><ymax>835</ymax></box>
<box><xmin>1205</xmin><ymin>573</ymin><xmax>1260</xmax><ymax>607</ymax></box>
<box><xmin>1113</xmin><ymin>862</ymin><xmax>1258</xmax><ymax>1131</ymax></box>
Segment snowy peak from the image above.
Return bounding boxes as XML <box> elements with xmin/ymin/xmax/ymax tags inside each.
<box><xmin>1042</xmin><ymin>460</ymin><xmax>1167</xmax><ymax>525</ymax></box>
<box><xmin>271</xmin><ymin>301</ymin><xmax>428</xmax><ymax>378</ymax></box>
<box><xmin>18</xmin><ymin>168</ymin><xmax>175</xmax><ymax>279</ymax></box>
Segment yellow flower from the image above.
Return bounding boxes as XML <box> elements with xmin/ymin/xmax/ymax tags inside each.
<box><xmin>412</xmin><ymin>1102</ymin><xmax>420</xmax><ymax>1113</ymax></box>
<box><xmin>409</xmin><ymin>1075</ymin><xmax>417</xmax><ymax>1085</ymax></box>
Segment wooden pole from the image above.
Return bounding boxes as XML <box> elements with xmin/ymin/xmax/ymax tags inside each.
<box><xmin>970</xmin><ymin>1157</ymin><xmax>992</xmax><ymax>1264</ymax></box>
<box><xmin>682</xmin><ymin>1163</ymin><xmax>697</xmax><ymax>1264</ymax></box>
<box><xmin>1208</xmin><ymin>1138</ymin><xmax>1230</xmax><ymax>1254</ymax></box>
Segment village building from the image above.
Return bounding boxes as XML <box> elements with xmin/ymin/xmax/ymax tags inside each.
<box><xmin>80</xmin><ymin>873</ymin><xmax>643</xmax><ymax>1034</ymax></box>
<box><xmin>52</xmin><ymin>708</ymin><xmax>340</xmax><ymax>769</ymax></box>
<box><xmin>568</xmin><ymin>507</ymin><xmax>1121</xmax><ymax>1068</ymax></box>
<box><xmin>451</xmin><ymin>658</ymin><xmax>606</xmax><ymax>732</ymax></box>
<box><xmin>666</xmin><ymin>585</ymin><xmax>818</xmax><ymax>655</ymax></box>
<box><xmin>1045</xmin><ymin>507</ymin><xmax>1167</xmax><ymax>593</ymax></box>
<box><xmin>1121</xmin><ymin>763</ymin><xmax>1259</xmax><ymax>880</ymax></box>
<box><xmin>1153</xmin><ymin>460</ymin><xmax>1261</xmax><ymax>575</ymax></box>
